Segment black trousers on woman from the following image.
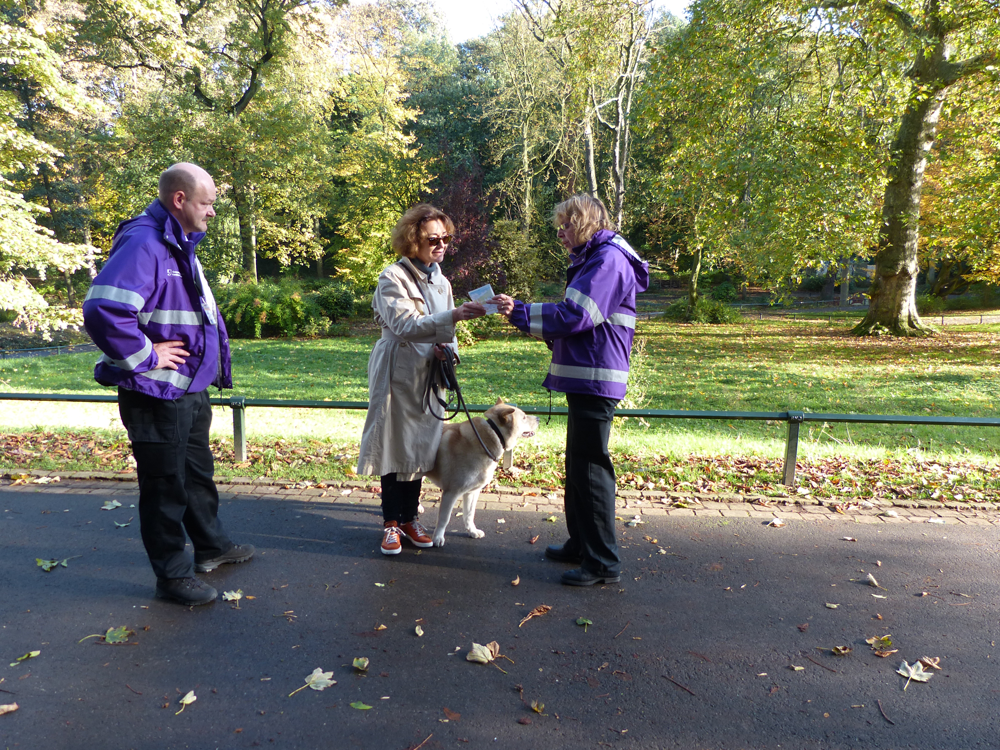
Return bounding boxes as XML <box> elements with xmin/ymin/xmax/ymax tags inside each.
<box><xmin>381</xmin><ymin>473</ymin><xmax>422</xmax><ymax>524</ymax></box>
<box><xmin>563</xmin><ymin>392</ymin><xmax>621</xmax><ymax>576</ymax></box>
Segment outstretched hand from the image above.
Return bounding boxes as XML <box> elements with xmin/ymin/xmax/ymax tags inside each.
<box><xmin>152</xmin><ymin>340</ymin><xmax>189</xmax><ymax>370</ymax></box>
<box><xmin>490</xmin><ymin>294</ymin><xmax>515</xmax><ymax>316</ymax></box>
<box><xmin>452</xmin><ymin>301</ymin><xmax>486</xmax><ymax>323</ymax></box>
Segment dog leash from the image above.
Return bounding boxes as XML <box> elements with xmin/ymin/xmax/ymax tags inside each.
<box><xmin>429</xmin><ymin>347</ymin><xmax>500</xmax><ymax>463</ymax></box>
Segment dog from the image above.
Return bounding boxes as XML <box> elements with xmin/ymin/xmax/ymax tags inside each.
<box><xmin>425</xmin><ymin>398</ymin><xmax>539</xmax><ymax>546</ymax></box>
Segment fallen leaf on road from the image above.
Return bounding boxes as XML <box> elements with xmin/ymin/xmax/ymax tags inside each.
<box><xmin>289</xmin><ymin>668</ymin><xmax>336</xmax><ymax>696</ymax></box>
<box><xmin>825</xmin><ymin>603</ymin><xmax>839</xmax><ymax>609</ymax></box>
<box><xmin>874</xmin><ymin>649</ymin><xmax>898</xmax><ymax>658</ymax></box>
<box><xmin>415</xmin><ymin>626</ymin><xmax>424</xmax><ymax>637</ymax></box>
<box><xmin>797</xmin><ymin>623</ymin><xmax>809</xmax><ymax>632</ymax></box>
<box><xmin>353</xmin><ymin>658</ymin><xmax>369</xmax><ymax>672</ymax></box>
<box><xmin>511</xmin><ymin>576</ymin><xmax>520</xmax><ymax>587</ymax></box>
<box><xmin>789</xmin><ymin>666</ymin><xmax>804</xmax><ymax>671</ymax></box>
<box><xmin>545</xmin><ymin>516</ymin><xmax>558</xmax><ymax>523</ymax></box>
<box><xmin>0</xmin><ymin>703</ymin><xmax>18</xmax><ymax>715</ymax></box>
<box><xmin>36</xmin><ymin>556</ymin><xmax>79</xmax><ymax>572</ymax></box>
<box><xmin>919</xmin><ymin>656</ymin><xmax>942</xmax><ymax>670</ymax></box>
<box><xmin>576</xmin><ymin>617</ymin><xmax>593</xmax><ymax>632</ymax></box>
<box><xmin>842</xmin><ymin>537</ymin><xmax>857</xmax><ymax>542</ymax></box>
<box><xmin>519</xmin><ymin>605</ymin><xmax>552</xmax><ymax>627</ymax></box>
<box><xmin>766</xmin><ymin>518</ymin><xmax>785</xmax><ymax>528</ymax></box>
<box><xmin>866</xmin><ymin>574</ymin><xmax>883</xmax><ymax>589</ymax></box>
<box><xmin>101</xmin><ymin>500</ymin><xmax>122</xmax><ymax>511</ymax></box>
<box><xmin>866</xmin><ymin>635</ymin><xmax>893</xmax><ymax>650</ymax></box>
<box><xmin>530</xmin><ymin>700</ymin><xmax>546</xmax><ymax>714</ymax></box>
<box><xmin>104</xmin><ymin>626</ymin><xmax>133</xmax><ymax>644</ymax></box>
<box><xmin>528</xmin><ymin>536</ymin><xmax>539</xmax><ymax>544</ymax></box>
<box><xmin>222</xmin><ymin>590</ymin><xmax>243</xmax><ymax>608</ymax></box>
<box><xmin>9</xmin><ymin>651</ymin><xmax>39</xmax><ymax>667</ymax></box>
<box><xmin>897</xmin><ymin>661</ymin><xmax>932</xmax><ymax>690</ymax></box>
<box><xmin>175</xmin><ymin>690</ymin><xmax>196</xmax><ymax>715</ymax></box>
<box><xmin>443</xmin><ymin>707</ymin><xmax>460</xmax><ymax>721</ymax></box>
<box><xmin>350</xmin><ymin>702</ymin><xmax>372</xmax><ymax>710</ymax></box>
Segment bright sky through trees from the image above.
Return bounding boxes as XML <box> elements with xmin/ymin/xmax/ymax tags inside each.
<box><xmin>426</xmin><ymin>0</ymin><xmax>690</xmax><ymax>42</ymax></box>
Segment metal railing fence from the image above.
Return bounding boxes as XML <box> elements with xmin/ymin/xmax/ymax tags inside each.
<box><xmin>1</xmin><ymin>391</ymin><xmax>998</xmax><ymax>486</ymax></box>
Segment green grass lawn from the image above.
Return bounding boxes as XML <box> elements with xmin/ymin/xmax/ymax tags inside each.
<box><xmin>2</xmin><ymin>317</ymin><xmax>999</xmax><ymax>501</ymax></box>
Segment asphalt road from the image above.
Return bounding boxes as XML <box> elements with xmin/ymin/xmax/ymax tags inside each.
<box><xmin>2</xmin><ymin>485</ymin><xmax>999</xmax><ymax>750</ymax></box>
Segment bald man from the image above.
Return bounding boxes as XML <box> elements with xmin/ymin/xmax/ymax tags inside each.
<box><xmin>83</xmin><ymin>163</ymin><xmax>254</xmax><ymax>606</ymax></box>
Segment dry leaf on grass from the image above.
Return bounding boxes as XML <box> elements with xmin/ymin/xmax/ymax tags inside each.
<box><xmin>518</xmin><ymin>605</ymin><xmax>552</xmax><ymax>628</ymax></box>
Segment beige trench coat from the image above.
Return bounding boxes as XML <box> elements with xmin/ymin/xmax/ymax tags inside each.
<box><xmin>356</xmin><ymin>258</ymin><xmax>457</xmax><ymax>479</ymax></box>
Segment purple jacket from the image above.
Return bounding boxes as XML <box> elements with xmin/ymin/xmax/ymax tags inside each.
<box><xmin>83</xmin><ymin>199</ymin><xmax>232</xmax><ymax>400</ymax></box>
<box><xmin>508</xmin><ymin>229</ymin><xmax>649</xmax><ymax>401</ymax></box>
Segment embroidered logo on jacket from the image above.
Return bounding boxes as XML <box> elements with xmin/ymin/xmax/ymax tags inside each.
<box><xmin>167</xmin><ymin>269</ymin><xmax>182</xmax><ymax>278</ymax></box>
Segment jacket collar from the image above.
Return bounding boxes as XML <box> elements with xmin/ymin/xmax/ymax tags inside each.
<box><xmin>145</xmin><ymin>199</ymin><xmax>206</xmax><ymax>253</ymax></box>
<box><xmin>569</xmin><ymin>228</ymin><xmax>616</xmax><ymax>265</ymax></box>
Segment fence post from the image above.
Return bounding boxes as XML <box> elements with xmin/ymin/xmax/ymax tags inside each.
<box><xmin>230</xmin><ymin>396</ymin><xmax>247</xmax><ymax>462</ymax></box>
<box><xmin>782</xmin><ymin>411</ymin><xmax>804</xmax><ymax>486</ymax></box>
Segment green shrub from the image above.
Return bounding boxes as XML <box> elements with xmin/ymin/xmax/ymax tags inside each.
<box><xmin>315</xmin><ymin>281</ymin><xmax>356</xmax><ymax>322</ymax></box>
<box><xmin>663</xmin><ymin>297</ymin><xmax>742</xmax><ymax>324</ymax></box>
<box><xmin>916</xmin><ymin>293</ymin><xmax>946</xmax><ymax>315</ymax></box>
<box><xmin>799</xmin><ymin>275</ymin><xmax>827</xmax><ymax>292</ymax></box>
<box><xmin>709</xmin><ymin>281</ymin><xmax>738</xmax><ymax>302</ymax></box>
<box><xmin>217</xmin><ymin>279</ymin><xmax>329</xmax><ymax>339</ymax></box>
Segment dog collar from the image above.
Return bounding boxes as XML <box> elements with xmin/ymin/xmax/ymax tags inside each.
<box><xmin>486</xmin><ymin>418</ymin><xmax>506</xmax><ymax>451</ymax></box>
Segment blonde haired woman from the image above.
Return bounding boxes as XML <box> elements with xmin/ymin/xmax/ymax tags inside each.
<box><xmin>492</xmin><ymin>194</ymin><xmax>649</xmax><ymax>585</ymax></box>
<box><xmin>358</xmin><ymin>204</ymin><xmax>486</xmax><ymax>555</ymax></box>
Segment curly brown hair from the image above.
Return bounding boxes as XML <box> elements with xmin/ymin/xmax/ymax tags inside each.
<box><xmin>391</xmin><ymin>204</ymin><xmax>456</xmax><ymax>259</ymax></box>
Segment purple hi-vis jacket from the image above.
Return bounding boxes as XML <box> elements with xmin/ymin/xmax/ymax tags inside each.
<box><xmin>83</xmin><ymin>199</ymin><xmax>232</xmax><ymax>400</ymax></box>
<box><xmin>508</xmin><ymin>229</ymin><xmax>649</xmax><ymax>401</ymax></box>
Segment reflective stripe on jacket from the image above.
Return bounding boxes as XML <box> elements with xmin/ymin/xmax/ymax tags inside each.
<box><xmin>83</xmin><ymin>199</ymin><xmax>232</xmax><ymax>399</ymax></box>
<box><xmin>508</xmin><ymin>229</ymin><xmax>649</xmax><ymax>400</ymax></box>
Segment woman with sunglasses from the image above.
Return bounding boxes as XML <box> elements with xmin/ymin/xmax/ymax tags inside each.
<box><xmin>357</xmin><ymin>204</ymin><xmax>486</xmax><ymax>555</ymax></box>
<box><xmin>491</xmin><ymin>194</ymin><xmax>649</xmax><ymax>586</ymax></box>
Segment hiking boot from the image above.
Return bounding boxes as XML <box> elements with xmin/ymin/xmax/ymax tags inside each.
<box><xmin>381</xmin><ymin>522</ymin><xmax>402</xmax><ymax>555</ymax></box>
<box><xmin>399</xmin><ymin>520</ymin><xmax>433</xmax><ymax>548</ymax></box>
<box><xmin>155</xmin><ymin>577</ymin><xmax>218</xmax><ymax>605</ymax></box>
<box><xmin>195</xmin><ymin>544</ymin><xmax>256</xmax><ymax>573</ymax></box>
<box><xmin>561</xmin><ymin>568</ymin><xmax>621</xmax><ymax>586</ymax></box>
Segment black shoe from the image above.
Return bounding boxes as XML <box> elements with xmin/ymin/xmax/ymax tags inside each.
<box><xmin>545</xmin><ymin>544</ymin><xmax>582</xmax><ymax>564</ymax></box>
<box><xmin>195</xmin><ymin>544</ymin><xmax>256</xmax><ymax>573</ymax></box>
<box><xmin>155</xmin><ymin>577</ymin><xmax>218</xmax><ymax>605</ymax></box>
<box><xmin>561</xmin><ymin>568</ymin><xmax>621</xmax><ymax>586</ymax></box>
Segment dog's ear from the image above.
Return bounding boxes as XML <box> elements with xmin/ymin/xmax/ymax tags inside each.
<box><xmin>495</xmin><ymin>405</ymin><xmax>516</xmax><ymax>421</ymax></box>
<box><xmin>495</xmin><ymin>397</ymin><xmax>506</xmax><ymax>405</ymax></box>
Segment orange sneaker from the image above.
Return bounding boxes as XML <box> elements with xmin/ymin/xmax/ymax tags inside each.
<box><xmin>381</xmin><ymin>522</ymin><xmax>402</xmax><ymax>555</ymax></box>
<box><xmin>399</xmin><ymin>520</ymin><xmax>434</xmax><ymax>548</ymax></box>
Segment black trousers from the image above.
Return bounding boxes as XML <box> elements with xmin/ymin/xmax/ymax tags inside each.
<box><xmin>563</xmin><ymin>392</ymin><xmax>620</xmax><ymax>576</ymax></box>
<box><xmin>380</xmin><ymin>473</ymin><xmax>422</xmax><ymax>524</ymax></box>
<box><xmin>118</xmin><ymin>388</ymin><xmax>232</xmax><ymax>579</ymax></box>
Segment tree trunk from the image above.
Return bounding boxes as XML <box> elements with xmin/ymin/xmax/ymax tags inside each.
<box><xmin>584</xmin><ymin>112</ymin><xmax>598</xmax><ymax>198</ymax></box>
<box><xmin>853</xmin><ymin>46</ymin><xmax>949</xmax><ymax>337</ymax></box>
<box><xmin>232</xmin><ymin>181</ymin><xmax>258</xmax><ymax>282</ymax></box>
<box><xmin>839</xmin><ymin>259</ymin><xmax>851</xmax><ymax>307</ymax></box>
<box><xmin>521</xmin><ymin>119</ymin><xmax>532</xmax><ymax>235</ymax></box>
<box><xmin>688</xmin><ymin>243</ymin><xmax>702</xmax><ymax>309</ymax></box>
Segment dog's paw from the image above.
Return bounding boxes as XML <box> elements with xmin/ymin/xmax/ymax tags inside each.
<box><xmin>432</xmin><ymin>532</ymin><xmax>446</xmax><ymax>547</ymax></box>
<box><xmin>467</xmin><ymin>526</ymin><xmax>485</xmax><ymax>539</ymax></box>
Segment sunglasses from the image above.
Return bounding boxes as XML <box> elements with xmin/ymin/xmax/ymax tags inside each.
<box><xmin>425</xmin><ymin>234</ymin><xmax>453</xmax><ymax>247</ymax></box>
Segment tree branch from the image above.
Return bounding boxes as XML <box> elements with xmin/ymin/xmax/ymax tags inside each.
<box><xmin>816</xmin><ymin>0</ymin><xmax>916</xmax><ymax>34</ymax></box>
<box><xmin>940</xmin><ymin>50</ymin><xmax>999</xmax><ymax>85</ymax></box>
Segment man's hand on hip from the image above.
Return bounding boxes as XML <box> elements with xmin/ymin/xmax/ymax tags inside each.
<box><xmin>153</xmin><ymin>340</ymin><xmax>189</xmax><ymax>370</ymax></box>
